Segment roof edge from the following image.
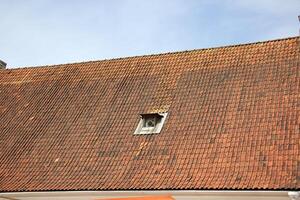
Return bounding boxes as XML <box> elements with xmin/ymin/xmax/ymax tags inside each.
<box><xmin>6</xmin><ymin>35</ymin><xmax>300</xmax><ymax>70</ymax></box>
<box><xmin>0</xmin><ymin>187</ymin><xmax>299</xmax><ymax>193</ymax></box>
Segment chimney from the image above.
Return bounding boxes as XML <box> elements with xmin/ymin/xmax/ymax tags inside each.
<box><xmin>0</xmin><ymin>59</ymin><xmax>7</xmax><ymax>69</ymax></box>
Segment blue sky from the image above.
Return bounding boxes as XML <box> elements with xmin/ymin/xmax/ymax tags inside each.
<box><xmin>1</xmin><ymin>0</ymin><xmax>299</xmax><ymax>68</ymax></box>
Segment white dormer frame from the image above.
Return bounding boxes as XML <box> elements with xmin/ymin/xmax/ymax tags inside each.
<box><xmin>134</xmin><ymin>112</ymin><xmax>168</xmax><ymax>135</ymax></box>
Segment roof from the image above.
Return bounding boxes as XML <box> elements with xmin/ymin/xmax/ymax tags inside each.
<box><xmin>0</xmin><ymin>36</ymin><xmax>299</xmax><ymax>192</ymax></box>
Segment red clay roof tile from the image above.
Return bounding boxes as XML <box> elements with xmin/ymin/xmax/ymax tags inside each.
<box><xmin>0</xmin><ymin>36</ymin><xmax>299</xmax><ymax>192</ymax></box>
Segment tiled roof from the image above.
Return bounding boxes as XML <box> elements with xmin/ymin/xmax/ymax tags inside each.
<box><xmin>0</xmin><ymin>37</ymin><xmax>299</xmax><ymax>192</ymax></box>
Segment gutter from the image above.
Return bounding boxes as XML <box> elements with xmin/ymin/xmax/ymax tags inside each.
<box><xmin>0</xmin><ymin>190</ymin><xmax>298</xmax><ymax>200</ymax></box>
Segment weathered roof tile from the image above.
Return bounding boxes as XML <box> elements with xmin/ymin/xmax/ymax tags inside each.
<box><xmin>0</xmin><ymin>36</ymin><xmax>299</xmax><ymax>192</ymax></box>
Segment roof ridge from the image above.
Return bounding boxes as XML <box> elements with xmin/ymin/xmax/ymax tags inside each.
<box><xmin>6</xmin><ymin>35</ymin><xmax>299</xmax><ymax>70</ymax></box>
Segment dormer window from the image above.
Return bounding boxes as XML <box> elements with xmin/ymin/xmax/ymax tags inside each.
<box><xmin>134</xmin><ymin>112</ymin><xmax>168</xmax><ymax>135</ymax></box>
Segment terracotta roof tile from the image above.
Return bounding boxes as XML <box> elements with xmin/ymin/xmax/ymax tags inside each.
<box><xmin>0</xmin><ymin>36</ymin><xmax>299</xmax><ymax>192</ymax></box>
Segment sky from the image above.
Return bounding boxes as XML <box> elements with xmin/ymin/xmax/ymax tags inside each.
<box><xmin>0</xmin><ymin>0</ymin><xmax>299</xmax><ymax>68</ymax></box>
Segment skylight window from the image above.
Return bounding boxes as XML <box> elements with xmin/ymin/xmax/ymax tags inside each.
<box><xmin>134</xmin><ymin>112</ymin><xmax>168</xmax><ymax>135</ymax></box>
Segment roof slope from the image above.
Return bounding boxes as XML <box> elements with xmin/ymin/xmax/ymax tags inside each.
<box><xmin>0</xmin><ymin>37</ymin><xmax>299</xmax><ymax>192</ymax></box>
